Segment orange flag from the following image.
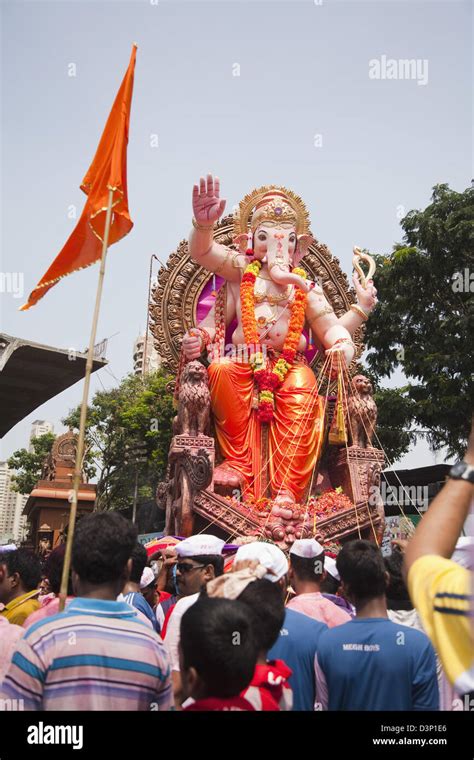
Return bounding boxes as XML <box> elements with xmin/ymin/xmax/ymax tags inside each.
<box><xmin>21</xmin><ymin>44</ymin><xmax>137</xmax><ymax>310</ymax></box>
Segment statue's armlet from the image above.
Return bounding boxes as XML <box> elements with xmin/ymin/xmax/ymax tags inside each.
<box><xmin>306</xmin><ymin>291</ymin><xmax>337</xmax><ymax>339</ymax></box>
<box><xmin>200</xmin><ymin>244</ymin><xmax>245</xmax><ymax>283</ymax></box>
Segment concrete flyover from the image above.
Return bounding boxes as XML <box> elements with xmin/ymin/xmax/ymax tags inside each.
<box><xmin>0</xmin><ymin>333</ymin><xmax>107</xmax><ymax>438</ymax></box>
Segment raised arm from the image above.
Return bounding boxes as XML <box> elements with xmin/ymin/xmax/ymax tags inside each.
<box><xmin>404</xmin><ymin>418</ymin><xmax>474</xmax><ymax>575</ymax></box>
<box><xmin>306</xmin><ymin>286</ymin><xmax>356</xmax><ymax>366</ymax></box>
<box><xmin>305</xmin><ymin>270</ymin><xmax>378</xmax><ymax>364</ymax></box>
<box><xmin>189</xmin><ymin>174</ymin><xmax>246</xmax><ymax>283</ymax></box>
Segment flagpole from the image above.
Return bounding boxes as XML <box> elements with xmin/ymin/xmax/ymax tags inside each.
<box><xmin>58</xmin><ymin>187</ymin><xmax>115</xmax><ymax>612</ymax></box>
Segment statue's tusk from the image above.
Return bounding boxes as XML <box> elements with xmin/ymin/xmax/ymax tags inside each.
<box><xmin>352</xmin><ymin>246</ymin><xmax>376</xmax><ymax>289</ymax></box>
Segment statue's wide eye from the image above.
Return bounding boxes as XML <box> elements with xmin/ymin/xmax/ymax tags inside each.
<box><xmin>257</xmin><ymin>232</ymin><xmax>267</xmax><ymax>241</ymax></box>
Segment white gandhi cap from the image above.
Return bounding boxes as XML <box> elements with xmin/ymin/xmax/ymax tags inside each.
<box><xmin>234</xmin><ymin>542</ymin><xmax>289</xmax><ymax>582</ymax></box>
<box><xmin>290</xmin><ymin>538</ymin><xmax>325</xmax><ymax>559</ymax></box>
<box><xmin>175</xmin><ymin>534</ymin><xmax>225</xmax><ymax>558</ymax></box>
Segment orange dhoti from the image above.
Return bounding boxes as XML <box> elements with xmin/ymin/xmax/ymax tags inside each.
<box><xmin>208</xmin><ymin>356</ymin><xmax>324</xmax><ymax>503</ymax></box>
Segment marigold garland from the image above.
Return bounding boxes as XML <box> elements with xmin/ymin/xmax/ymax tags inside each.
<box><xmin>240</xmin><ymin>258</ymin><xmax>308</xmax><ymax>422</ymax></box>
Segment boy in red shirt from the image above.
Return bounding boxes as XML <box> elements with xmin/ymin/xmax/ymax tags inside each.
<box><xmin>206</xmin><ymin>549</ymin><xmax>293</xmax><ymax>710</ymax></box>
<box><xmin>179</xmin><ymin>596</ymin><xmax>258</xmax><ymax>711</ymax></box>
<box><xmin>237</xmin><ymin>577</ymin><xmax>292</xmax><ymax>710</ymax></box>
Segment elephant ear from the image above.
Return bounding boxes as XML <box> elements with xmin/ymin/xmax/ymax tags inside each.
<box><xmin>294</xmin><ymin>233</ymin><xmax>315</xmax><ymax>266</ymax></box>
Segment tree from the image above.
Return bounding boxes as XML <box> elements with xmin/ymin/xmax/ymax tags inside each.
<box><xmin>364</xmin><ymin>183</ymin><xmax>474</xmax><ymax>462</ymax></box>
<box><xmin>8</xmin><ymin>433</ymin><xmax>56</xmax><ymax>494</ymax></box>
<box><xmin>62</xmin><ymin>369</ymin><xmax>175</xmax><ymax>512</ymax></box>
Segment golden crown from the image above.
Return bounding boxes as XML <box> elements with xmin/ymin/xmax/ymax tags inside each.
<box><xmin>233</xmin><ymin>185</ymin><xmax>311</xmax><ymax>237</ymax></box>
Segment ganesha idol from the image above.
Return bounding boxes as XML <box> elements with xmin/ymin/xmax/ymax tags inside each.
<box><xmin>180</xmin><ymin>174</ymin><xmax>378</xmax><ymax>511</ymax></box>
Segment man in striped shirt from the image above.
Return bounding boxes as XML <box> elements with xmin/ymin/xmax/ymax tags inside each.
<box><xmin>1</xmin><ymin>512</ymin><xmax>172</xmax><ymax>711</ymax></box>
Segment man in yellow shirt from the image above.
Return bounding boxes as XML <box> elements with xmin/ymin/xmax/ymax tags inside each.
<box><xmin>0</xmin><ymin>549</ymin><xmax>41</xmax><ymax>626</ymax></box>
<box><xmin>404</xmin><ymin>419</ymin><xmax>474</xmax><ymax>699</ymax></box>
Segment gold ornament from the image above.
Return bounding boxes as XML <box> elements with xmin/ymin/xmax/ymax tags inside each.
<box><xmin>308</xmin><ymin>304</ymin><xmax>334</xmax><ymax>324</ymax></box>
<box><xmin>254</xmin><ymin>289</ymin><xmax>291</xmax><ymax>305</ymax></box>
<box><xmin>254</xmin><ymin>301</ymin><xmax>286</xmax><ymax>329</ymax></box>
<box><xmin>352</xmin><ymin>246</ymin><xmax>376</xmax><ymax>289</ymax></box>
<box><xmin>192</xmin><ymin>217</ymin><xmax>215</xmax><ymax>231</ymax></box>
<box><xmin>253</xmin><ymin>278</ymin><xmax>291</xmax><ymax>305</ymax></box>
<box><xmin>233</xmin><ymin>185</ymin><xmax>311</xmax><ymax>238</ymax></box>
<box><xmin>350</xmin><ymin>303</ymin><xmax>369</xmax><ymax>321</ymax></box>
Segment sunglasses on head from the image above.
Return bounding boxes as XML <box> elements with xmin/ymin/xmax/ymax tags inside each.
<box><xmin>176</xmin><ymin>562</ymin><xmax>206</xmax><ymax>574</ymax></box>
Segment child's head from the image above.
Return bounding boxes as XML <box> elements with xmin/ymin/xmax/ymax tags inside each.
<box><xmin>237</xmin><ymin>578</ymin><xmax>285</xmax><ymax>654</ymax></box>
<box><xmin>179</xmin><ymin>597</ymin><xmax>258</xmax><ymax>701</ymax></box>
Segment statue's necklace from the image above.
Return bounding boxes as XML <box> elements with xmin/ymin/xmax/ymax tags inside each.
<box><xmin>241</xmin><ymin>258</ymin><xmax>308</xmax><ymax>423</ymax></box>
<box><xmin>254</xmin><ymin>282</ymin><xmax>292</xmax><ymax>305</ymax></box>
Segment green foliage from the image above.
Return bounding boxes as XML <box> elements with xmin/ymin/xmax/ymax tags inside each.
<box><xmin>364</xmin><ymin>183</ymin><xmax>474</xmax><ymax>460</ymax></box>
<box><xmin>62</xmin><ymin>370</ymin><xmax>175</xmax><ymax>512</ymax></box>
<box><xmin>7</xmin><ymin>433</ymin><xmax>56</xmax><ymax>494</ymax></box>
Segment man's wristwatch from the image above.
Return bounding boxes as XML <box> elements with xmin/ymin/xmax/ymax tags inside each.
<box><xmin>448</xmin><ymin>461</ymin><xmax>474</xmax><ymax>484</ymax></box>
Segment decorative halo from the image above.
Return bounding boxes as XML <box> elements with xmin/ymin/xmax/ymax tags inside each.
<box><xmin>233</xmin><ymin>185</ymin><xmax>311</xmax><ymax>237</ymax></box>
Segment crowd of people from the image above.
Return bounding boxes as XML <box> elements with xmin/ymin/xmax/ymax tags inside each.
<box><xmin>0</xmin><ymin>427</ymin><xmax>472</xmax><ymax>712</ymax></box>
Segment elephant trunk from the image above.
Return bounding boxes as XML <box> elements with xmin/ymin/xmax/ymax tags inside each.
<box><xmin>268</xmin><ymin>264</ymin><xmax>308</xmax><ymax>292</ymax></box>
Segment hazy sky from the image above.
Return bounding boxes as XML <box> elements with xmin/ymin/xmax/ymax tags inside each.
<box><xmin>0</xmin><ymin>0</ymin><xmax>471</xmax><ymax>469</ymax></box>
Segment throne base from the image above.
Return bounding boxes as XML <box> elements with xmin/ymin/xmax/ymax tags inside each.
<box><xmin>164</xmin><ymin>437</ymin><xmax>385</xmax><ymax>548</ymax></box>
<box><xmin>192</xmin><ymin>488</ymin><xmax>383</xmax><ymax>550</ymax></box>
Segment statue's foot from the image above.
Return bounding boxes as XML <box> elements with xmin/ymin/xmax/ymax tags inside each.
<box><xmin>271</xmin><ymin>489</ymin><xmax>297</xmax><ymax>520</ymax></box>
<box><xmin>273</xmin><ymin>489</ymin><xmax>296</xmax><ymax>509</ymax></box>
<box><xmin>213</xmin><ymin>463</ymin><xmax>244</xmax><ymax>490</ymax></box>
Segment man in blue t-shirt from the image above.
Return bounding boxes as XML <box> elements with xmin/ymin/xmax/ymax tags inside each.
<box><xmin>269</xmin><ymin>607</ymin><xmax>328</xmax><ymax>711</ymax></box>
<box><xmin>315</xmin><ymin>540</ymin><xmax>439</xmax><ymax>711</ymax></box>
<box><xmin>233</xmin><ymin>540</ymin><xmax>328</xmax><ymax>711</ymax></box>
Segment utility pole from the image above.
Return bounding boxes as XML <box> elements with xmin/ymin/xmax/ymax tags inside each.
<box><xmin>124</xmin><ymin>441</ymin><xmax>148</xmax><ymax>524</ymax></box>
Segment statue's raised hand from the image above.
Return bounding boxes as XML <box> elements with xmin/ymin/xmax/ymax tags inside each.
<box><xmin>352</xmin><ymin>271</ymin><xmax>378</xmax><ymax>313</ymax></box>
<box><xmin>192</xmin><ymin>174</ymin><xmax>226</xmax><ymax>226</ymax></box>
